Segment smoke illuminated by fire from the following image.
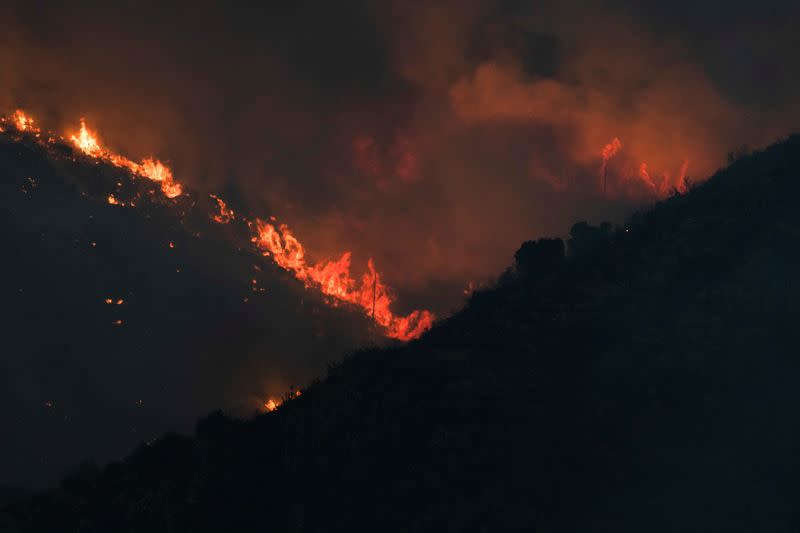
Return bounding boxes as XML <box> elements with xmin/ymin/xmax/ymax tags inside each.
<box><xmin>638</xmin><ymin>162</ymin><xmax>656</xmax><ymax>190</ymax></box>
<box><xmin>4</xmin><ymin>109</ymin><xmax>434</xmax><ymax>341</ymax></box>
<box><xmin>596</xmin><ymin>136</ymin><xmax>691</xmax><ymax>199</ymax></box>
<box><xmin>601</xmin><ymin>137</ymin><xmax>622</xmax><ymax>164</ymax></box>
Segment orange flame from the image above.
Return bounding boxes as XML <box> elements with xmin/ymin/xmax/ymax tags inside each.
<box><xmin>677</xmin><ymin>159</ymin><xmax>690</xmax><ymax>193</ymax></box>
<box><xmin>638</xmin><ymin>162</ymin><xmax>656</xmax><ymax>189</ymax></box>
<box><xmin>599</xmin><ymin>137</ymin><xmax>622</xmax><ymax>193</ymax></box>
<box><xmin>70</xmin><ymin>119</ymin><xmax>103</xmax><ymax>157</ymax></box>
<box><xmin>13</xmin><ymin>110</ymin><xmax>35</xmax><ymax>132</ymax></box>
<box><xmin>210</xmin><ymin>194</ymin><xmax>235</xmax><ymax>224</ymax></box>
<box><xmin>601</xmin><ymin>137</ymin><xmax>622</xmax><ymax>162</ymax></box>
<box><xmin>252</xmin><ymin>219</ymin><xmax>434</xmax><ymax>340</ymax></box>
<box><xmin>69</xmin><ymin>119</ymin><xmax>182</xmax><ymax>198</ymax></box>
<box><xmin>6</xmin><ymin>110</ymin><xmax>433</xmax><ymax>342</ymax></box>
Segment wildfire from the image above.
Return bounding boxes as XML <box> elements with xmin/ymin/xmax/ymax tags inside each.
<box><xmin>677</xmin><ymin>159</ymin><xmax>690</xmax><ymax>193</ymax></box>
<box><xmin>70</xmin><ymin>119</ymin><xmax>103</xmax><ymax>157</ymax></box>
<box><xmin>13</xmin><ymin>109</ymin><xmax>35</xmax><ymax>132</ymax></box>
<box><xmin>251</xmin><ymin>220</ymin><xmax>434</xmax><ymax>340</ymax></box>
<box><xmin>601</xmin><ymin>137</ymin><xmax>622</xmax><ymax>163</ymax></box>
<box><xmin>69</xmin><ymin>118</ymin><xmax>182</xmax><ymax>198</ymax></box>
<box><xmin>598</xmin><ymin>137</ymin><xmax>692</xmax><ymax>198</ymax></box>
<box><xmin>262</xmin><ymin>389</ymin><xmax>302</xmax><ymax>413</ymax></box>
<box><xmin>638</xmin><ymin>162</ymin><xmax>656</xmax><ymax>189</ymax></box>
<box><xmin>210</xmin><ymin>194</ymin><xmax>234</xmax><ymax>224</ymax></box>
<box><xmin>599</xmin><ymin>137</ymin><xmax>622</xmax><ymax>193</ymax></box>
<box><xmin>4</xmin><ymin>109</ymin><xmax>434</xmax><ymax>341</ymax></box>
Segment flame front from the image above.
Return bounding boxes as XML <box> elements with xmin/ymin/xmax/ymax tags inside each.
<box><xmin>4</xmin><ymin>109</ymin><xmax>433</xmax><ymax>341</ymax></box>
<box><xmin>599</xmin><ymin>137</ymin><xmax>690</xmax><ymax>198</ymax></box>
<box><xmin>252</xmin><ymin>219</ymin><xmax>434</xmax><ymax>340</ymax></box>
<box><xmin>70</xmin><ymin>119</ymin><xmax>103</xmax><ymax>157</ymax></box>
<box><xmin>69</xmin><ymin>119</ymin><xmax>182</xmax><ymax>198</ymax></box>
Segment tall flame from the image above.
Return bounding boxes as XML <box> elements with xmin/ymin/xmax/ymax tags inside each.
<box><xmin>599</xmin><ymin>137</ymin><xmax>622</xmax><ymax>193</ymax></box>
<box><xmin>70</xmin><ymin>119</ymin><xmax>103</xmax><ymax>157</ymax></box>
<box><xmin>677</xmin><ymin>159</ymin><xmax>690</xmax><ymax>193</ymax></box>
<box><xmin>638</xmin><ymin>162</ymin><xmax>656</xmax><ymax>189</ymax></box>
<box><xmin>601</xmin><ymin>137</ymin><xmax>622</xmax><ymax>163</ymax></box>
<box><xmin>251</xmin><ymin>220</ymin><xmax>434</xmax><ymax>340</ymax></box>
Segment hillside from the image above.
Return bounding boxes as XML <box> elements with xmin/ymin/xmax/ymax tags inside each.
<box><xmin>0</xmin><ymin>130</ymin><xmax>381</xmax><ymax>488</ymax></box>
<box><xmin>3</xmin><ymin>134</ymin><xmax>800</xmax><ymax>532</ymax></box>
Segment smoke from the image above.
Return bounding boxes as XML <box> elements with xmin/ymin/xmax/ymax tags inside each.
<box><xmin>1</xmin><ymin>0</ymin><xmax>799</xmax><ymax>313</ymax></box>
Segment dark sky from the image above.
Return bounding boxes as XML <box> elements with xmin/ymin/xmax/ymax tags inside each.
<box><xmin>1</xmin><ymin>0</ymin><xmax>798</xmax><ymax>312</ymax></box>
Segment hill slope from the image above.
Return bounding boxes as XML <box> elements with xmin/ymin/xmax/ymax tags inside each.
<box><xmin>3</xmin><ymin>135</ymin><xmax>800</xmax><ymax>532</ymax></box>
<box><xmin>0</xmin><ymin>131</ymin><xmax>380</xmax><ymax>488</ymax></box>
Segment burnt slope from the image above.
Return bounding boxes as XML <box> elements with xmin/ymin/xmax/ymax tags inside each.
<box><xmin>0</xmin><ymin>133</ymin><xmax>378</xmax><ymax>488</ymax></box>
<box><xmin>4</xmin><ymin>135</ymin><xmax>800</xmax><ymax>532</ymax></box>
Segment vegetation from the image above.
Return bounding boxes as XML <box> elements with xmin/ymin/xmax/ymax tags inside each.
<box><xmin>3</xmin><ymin>135</ymin><xmax>800</xmax><ymax>531</ymax></box>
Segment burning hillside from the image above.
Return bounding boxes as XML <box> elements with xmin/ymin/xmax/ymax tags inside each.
<box><xmin>3</xmin><ymin>109</ymin><xmax>433</xmax><ymax>341</ymax></box>
<box><xmin>0</xmin><ymin>112</ymin><xmax>405</xmax><ymax>487</ymax></box>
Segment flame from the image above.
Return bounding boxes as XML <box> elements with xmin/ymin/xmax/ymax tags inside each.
<box><xmin>252</xmin><ymin>219</ymin><xmax>434</xmax><ymax>340</ymax></box>
<box><xmin>5</xmin><ymin>110</ymin><xmax>433</xmax><ymax>341</ymax></box>
<box><xmin>599</xmin><ymin>138</ymin><xmax>693</xmax><ymax>199</ymax></box>
<box><xmin>69</xmin><ymin>119</ymin><xmax>182</xmax><ymax>198</ymax></box>
<box><xmin>601</xmin><ymin>137</ymin><xmax>622</xmax><ymax>163</ymax></box>
<box><xmin>210</xmin><ymin>194</ymin><xmax>234</xmax><ymax>224</ymax></box>
<box><xmin>262</xmin><ymin>389</ymin><xmax>302</xmax><ymax>413</ymax></box>
<box><xmin>599</xmin><ymin>137</ymin><xmax>622</xmax><ymax>193</ymax></box>
<box><xmin>638</xmin><ymin>162</ymin><xmax>656</xmax><ymax>189</ymax></box>
<box><xmin>13</xmin><ymin>110</ymin><xmax>35</xmax><ymax>131</ymax></box>
<box><xmin>677</xmin><ymin>159</ymin><xmax>690</xmax><ymax>193</ymax></box>
<box><xmin>70</xmin><ymin>119</ymin><xmax>103</xmax><ymax>157</ymax></box>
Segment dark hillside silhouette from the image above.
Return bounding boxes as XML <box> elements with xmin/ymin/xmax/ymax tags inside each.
<box><xmin>0</xmin><ymin>133</ymin><xmax>378</xmax><ymax>488</ymax></box>
<box><xmin>3</xmin><ymin>135</ymin><xmax>800</xmax><ymax>531</ymax></box>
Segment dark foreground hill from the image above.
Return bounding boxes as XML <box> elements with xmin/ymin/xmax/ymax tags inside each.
<box><xmin>4</xmin><ymin>135</ymin><xmax>800</xmax><ymax>532</ymax></box>
<box><xmin>0</xmin><ymin>132</ymin><xmax>378</xmax><ymax>488</ymax></box>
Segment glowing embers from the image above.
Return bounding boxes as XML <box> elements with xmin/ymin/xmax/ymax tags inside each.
<box><xmin>262</xmin><ymin>389</ymin><xmax>302</xmax><ymax>413</ymax></box>
<box><xmin>251</xmin><ymin>219</ymin><xmax>434</xmax><ymax>340</ymax></box>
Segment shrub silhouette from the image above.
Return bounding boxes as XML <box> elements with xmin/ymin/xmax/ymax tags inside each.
<box><xmin>514</xmin><ymin>238</ymin><xmax>565</xmax><ymax>277</ymax></box>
